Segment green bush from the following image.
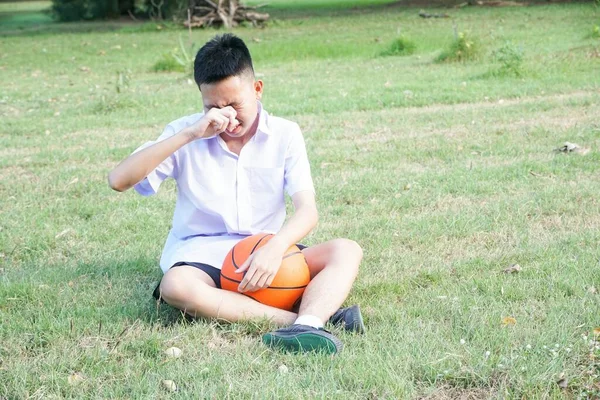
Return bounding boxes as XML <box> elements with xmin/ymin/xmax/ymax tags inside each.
<box><xmin>51</xmin><ymin>0</ymin><xmax>185</xmax><ymax>22</ymax></box>
<box><xmin>51</xmin><ymin>0</ymin><xmax>86</xmax><ymax>21</ymax></box>
<box><xmin>151</xmin><ymin>36</ymin><xmax>197</xmax><ymax>75</ymax></box>
<box><xmin>51</xmin><ymin>0</ymin><xmax>133</xmax><ymax>21</ymax></box>
<box><xmin>492</xmin><ymin>42</ymin><xmax>524</xmax><ymax>77</ymax></box>
<box><xmin>436</xmin><ymin>31</ymin><xmax>481</xmax><ymax>63</ymax></box>
<box><xmin>151</xmin><ymin>53</ymin><xmax>186</xmax><ymax>73</ymax></box>
<box><xmin>380</xmin><ymin>36</ymin><xmax>417</xmax><ymax>57</ymax></box>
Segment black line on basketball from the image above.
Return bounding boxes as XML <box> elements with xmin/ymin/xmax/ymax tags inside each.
<box><xmin>282</xmin><ymin>251</ymin><xmax>302</xmax><ymax>260</ymax></box>
<box><xmin>250</xmin><ymin>233</ymin><xmax>272</xmax><ymax>255</ymax></box>
<box><xmin>231</xmin><ymin>246</ymin><xmax>239</xmax><ymax>269</ymax></box>
<box><xmin>220</xmin><ymin>273</ymin><xmax>242</xmax><ymax>284</ymax></box>
<box><xmin>220</xmin><ymin>274</ymin><xmax>307</xmax><ymax>290</ymax></box>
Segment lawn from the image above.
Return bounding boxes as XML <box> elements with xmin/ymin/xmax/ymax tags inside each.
<box><xmin>1</xmin><ymin>1</ymin><xmax>600</xmax><ymax>398</ymax></box>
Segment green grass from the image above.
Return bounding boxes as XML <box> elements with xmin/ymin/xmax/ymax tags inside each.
<box><xmin>1</xmin><ymin>1</ymin><xmax>600</xmax><ymax>398</ymax></box>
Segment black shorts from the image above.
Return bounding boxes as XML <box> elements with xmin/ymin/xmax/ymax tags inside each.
<box><xmin>152</xmin><ymin>244</ymin><xmax>307</xmax><ymax>301</ymax></box>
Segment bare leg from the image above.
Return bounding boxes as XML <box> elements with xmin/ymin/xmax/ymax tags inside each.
<box><xmin>298</xmin><ymin>239</ymin><xmax>363</xmax><ymax>322</ymax></box>
<box><xmin>158</xmin><ymin>266</ymin><xmax>296</xmax><ymax>326</ymax></box>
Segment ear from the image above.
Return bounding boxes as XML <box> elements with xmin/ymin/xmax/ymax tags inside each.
<box><xmin>254</xmin><ymin>80</ymin><xmax>264</xmax><ymax>100</ymax></box>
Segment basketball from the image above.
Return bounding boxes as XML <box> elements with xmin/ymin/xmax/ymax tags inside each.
<box><xmin>220</xmin><ymin>233</ymin><xmax>310</xmax><ymax>311</ymax></box>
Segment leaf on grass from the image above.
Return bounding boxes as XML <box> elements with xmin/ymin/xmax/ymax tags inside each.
<box><xmin>55</xmin><ymin>228</ymin><xmax>72</xmax><ymax>239</ymax></box>
<box><xmin>79</xmin><ymin>66</ymin><xmax>90</xmax><ymax>72</ymax></box>
<box><xmin>278</xmin><ymin>364</ymin><xmax>288</xmax><ymax>374</ymax></box>
<box><xmin>503</xmin><ymin>264</ymin><xmax>522</xmax><ymax>274</ymax></box>
<box><xmin>593</xmin><ymin>327</ymin><xmax>600</xmax><ymax>337</ymax></box>
<box><xmin>554</xmin><ymin>141</ymin><xmax>590</xmax><ymax>155</ymax></box>
<box><xmin>68</xmin><ymin>372</ymin><xmax>85</xmax><ymax>385</ymax></box>
<box><xmin>161</xmin><ymin>380</ymin><xmax>177</xmax><ymax>392</ymax></box>
<box><xmin>164</xmin><ymin>347</ymin><xmax>182</xmax><ymax>358</ymax></box>
<box><xmin>557</xmin><ymin>377</ymin><xmax>568</xmax><ymax>389</ymax></box>
<box><xmin>501</xmin><ymin>316</ymin><xmax>516</xmax><ymax>326</ymax></box>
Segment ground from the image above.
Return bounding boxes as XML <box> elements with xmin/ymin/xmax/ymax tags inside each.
<box><xmin>0</xmin><ymin>0</ymin><xmax>599</xmax><ymax>398</ymax></box>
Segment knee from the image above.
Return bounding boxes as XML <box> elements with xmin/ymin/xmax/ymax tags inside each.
<box><xmin>157</xmin><ymin>269</ymin><xmax>189</xmax><ymax>303</ymax></box>
<box><xmin>333</xmin><ymin>238</ymin><xmax>363</xmax><ymax>263</ymax></box>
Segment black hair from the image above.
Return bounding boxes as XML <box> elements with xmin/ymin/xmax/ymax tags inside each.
<box><xmin>194</xmin><ymin>33</ymin><xmax>254</xmax><ymax>86</ymax></box>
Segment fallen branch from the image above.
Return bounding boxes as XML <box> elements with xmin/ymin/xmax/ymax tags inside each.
<box><xmin>184</xmin><ymin>0</ymin><xmax>269</xmax><ymax>28</ymax></box>
<box><xmin>419</xmin><ymin>10</ymin><xmax>450</xmax><ymax>18</ymax></box>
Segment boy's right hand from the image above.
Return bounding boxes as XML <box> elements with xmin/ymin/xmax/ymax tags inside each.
<box><xmin>184</xmin><ymin>106</ymin><xmax>240</xmax><ymax>140</ymax></box>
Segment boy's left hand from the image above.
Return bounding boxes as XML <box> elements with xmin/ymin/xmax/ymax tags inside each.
<box><xmin>236</xmin><ymin>242</ymin><xmax>286</xmax><ymax>293</ymax></box>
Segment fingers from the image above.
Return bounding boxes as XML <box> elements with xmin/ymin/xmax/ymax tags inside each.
<box><xmin>210</xmin><ymin>114</ymin><xmax>229</xmax><ymax>134</ymax></box>
<box><xmin>239</xmin><ymin>268</ymin><xmax>273</xmax><ymax>293</ymax></box>
<box><xmin>220</xmin><ymin>106</ymin><xmax>240</xmax><ymax>132</ymax></box>
<box><xmin>265</xmin><ymin>275</ymin><xmax>275</xmax><ymax>287</ymax></box>
<box><xmin>212</xmin><ymin>106</ymin><xmax>239</xmax><ymax>132</ymax></box>
<box><xmin>236</xmin><ymin>248</ymin><xmax>282</xmax><ymax>293</ymax></box>
<box><xmin>218</xmin><ymin>106</ymin><xmax>237</xmax><ymax>120</ymax></box>
<box><xmin>238</xmin><ymin>266</ymin><xmax>258</xmax><ymax>292</ymax></box>
<box><xmin>204</xmin><ymin>107</ymin><xmax>239</xmax><ymax>135</ymax></box>
<box><xmin>238</xmin><ymin>260</ymin><xmax>272</xmax><ymax>293</ymax></box>
<box><xmin>254</xmin><ymin>273</ymin><xmax>271</xmax><ymax>290</ymax></box>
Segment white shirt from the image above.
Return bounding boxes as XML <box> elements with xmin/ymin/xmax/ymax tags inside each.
<box><xmin>133</xmin><ymin>102</ymin><xmax>314</xmax><ymax>273</ymax></box>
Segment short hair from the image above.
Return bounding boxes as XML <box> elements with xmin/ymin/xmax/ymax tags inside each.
<box><xmin>194</xmin><ymin>34</ymin><xmax>254</xmax><ymax>86</ymax></box>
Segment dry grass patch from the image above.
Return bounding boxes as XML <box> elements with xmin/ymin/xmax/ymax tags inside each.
<box><xmin>418</xmin><ymin>386</ymin><xmax>497</xmax><ymax>400</ymax></box>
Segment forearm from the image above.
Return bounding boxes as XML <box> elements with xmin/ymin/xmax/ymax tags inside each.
<box><xmin>270</xmin><ymin>204</ymin><xmax>318</xmax><ymax>252</ymax></box>
<box><xmin>108</xmin><ymin>128</ymin><xmax>195</xmax><ymax>192</ymax></box>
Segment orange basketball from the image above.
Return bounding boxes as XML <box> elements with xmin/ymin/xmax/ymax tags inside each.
<box><xmin>220</xmin><ymin>233</ymin><xmax>310</xmax><ymax>311</ymax></box>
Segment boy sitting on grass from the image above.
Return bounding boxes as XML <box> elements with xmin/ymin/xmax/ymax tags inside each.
<box><xmin>108</xmin><ymin>34</ymin><xmax>364</xmax><ymax>354</ymax></box>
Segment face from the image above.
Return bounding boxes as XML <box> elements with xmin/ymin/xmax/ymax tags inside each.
<box><xmin>200</xmin><ymin>74</ymin><xmax>263</xmax><ymax>139</ymax></box>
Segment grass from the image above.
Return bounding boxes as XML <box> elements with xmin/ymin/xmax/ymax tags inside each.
<box><xmin>1</xmin><ymin>0</ymin><xmax>600</xmax><ymax>398</ymax></box>
<box><xmin>380</xmin><ymin>35</ymin><xmax>418</xmax><ymax>56</ymax></box>
<box><xmin>436</xmin><ymin>31</ymin><xmax>482</xmax><ymax>63</ymax></box>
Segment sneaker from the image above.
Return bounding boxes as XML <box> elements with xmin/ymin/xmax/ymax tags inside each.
<box><xmin>328</xmin><ymin>305</ymin><xmax>365</xmax><ymax>334</ymax></box>
<box><xmin>262</xmin><ymin>324</ymin><xmax>343</xmax><ymax>354</ymax></box>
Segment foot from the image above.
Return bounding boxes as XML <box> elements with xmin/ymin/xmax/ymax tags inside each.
<box><xmin>328</xmin><ymin>305</ymin><xmax>365</xmax><ymax>334</ymax></box>
<box><xmin>262</xmin><ymin>324</ymin><xmax>343</xmax><ymax>354</ymax></box>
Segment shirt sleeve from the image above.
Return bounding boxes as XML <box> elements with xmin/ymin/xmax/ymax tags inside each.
<box><xmin>132</xmin><ymin>124</ymin><xmax>178</xmax><ymax>197</ymax></box>
<box><xmin>284</xmin><ymin>124</ymin><xmax>315</xmax><ymax>197</ymax></box>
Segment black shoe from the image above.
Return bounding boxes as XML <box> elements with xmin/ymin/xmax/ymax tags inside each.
<box><xmin>328</xmin><ymin>305</ymin><xmax>365</xmax><ymax>334</ymax></box>
<box><xmin>262</xmin><ymin>324</ymin><xmax>343</xmax><ymax>354</ymax></box>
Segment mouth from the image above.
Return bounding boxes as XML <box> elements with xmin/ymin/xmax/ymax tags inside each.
<box><xmin>225</xmin><ymin>124</ymin><xmax>243</xmax><ymax>136</ymax></box>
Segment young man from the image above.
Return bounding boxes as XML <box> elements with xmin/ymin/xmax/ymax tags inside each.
<box><xmin>108</xmin><ymin>34</ymin><xmax>364</xmax><ymax>354</ymax></box>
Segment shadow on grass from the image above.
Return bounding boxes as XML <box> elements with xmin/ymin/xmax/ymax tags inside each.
<box><xmin>0</xmin><ymin>16</ymin><xmax>164</xmax><ymax>37</ymax></box>
<box><xmin>70</xmin><ymin>257</ymin><xmax>274</xmax><ymax>334</ymax></box>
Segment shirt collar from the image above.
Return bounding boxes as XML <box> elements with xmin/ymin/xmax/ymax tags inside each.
<box><xmin>256</xmin><ymin>101</ymin><xmax>272</xmax><ymax>136</ymax></box>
